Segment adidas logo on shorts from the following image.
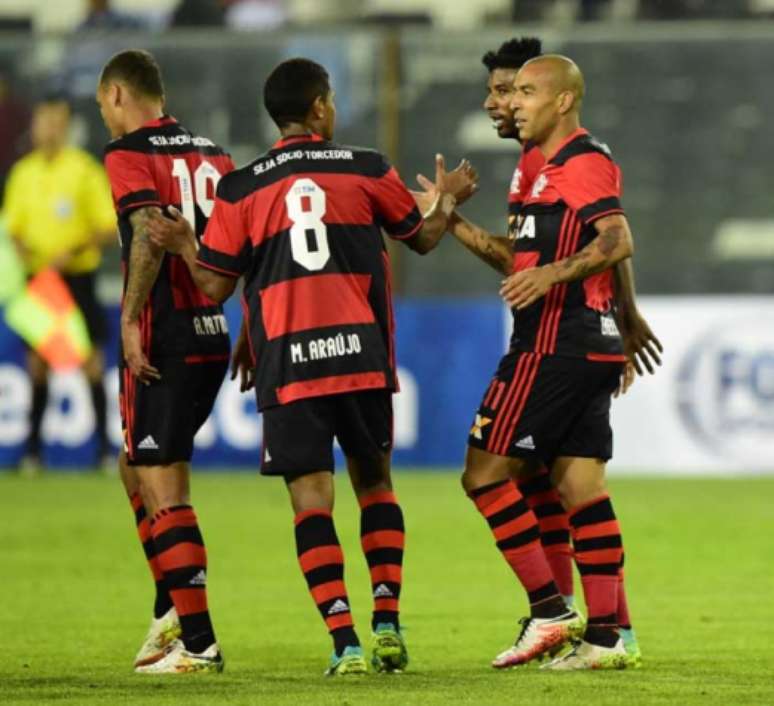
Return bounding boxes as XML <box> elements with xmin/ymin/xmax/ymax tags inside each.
<box><xmin>515</xmin><ymin>435</ymin><xmax>535</xmax><ymax>450</ymax></box>
<box><xmin>373</xmin><ymin>583</ymin><xmax>393</xmax><ymax>598</ymax></box>
<box><xmin>327</xmin><ymin>599</ymin><xmax>350</xmax><ymax>615</ymax></box>
<box><xmin>138</xmin><ymin>435</ymin><xmax>159</xmax><ymax>450</ymax></box>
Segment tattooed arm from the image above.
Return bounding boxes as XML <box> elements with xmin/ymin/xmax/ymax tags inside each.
<box><xmin>447</xmin><ymin>212</ymin><xmax>513</xmax><ymax>275</ymax></box>
<box><xmin>500</xmin><ymin>214</ymin><xmax>633</xmax><ymax>309</ymax></box>
<box><xmin>121</xmin><ymin>206</ymin><xmax>165</xmax><ymax>383</ymax></box>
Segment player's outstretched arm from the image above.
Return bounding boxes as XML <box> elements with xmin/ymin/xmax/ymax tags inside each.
<box><xmin>448</xmin><ymin>212</ymin><xmax>513</xmax><ymax>275</ymax></box>
<box><xmin>500</xmin><ymin>213</ymin><xmax>633</xmax><ymax>309</ymax></box>
<box><xmin>146</xmin><ymin>207</ymin><xmax>237</xmax><ymax>304</ymax></box>
<box><xmin>406</xmin><ymin>191</ymin><xmax>458</xmax><ymax>254</ymax></box>
<box><xmin>122</xmin><ymin>206</ymin><xmax>164</xmax><ymax>383</ymax></box>
<box><xmin>613</xmin><ymin>259</ymin><xmax>663</xmax><ymax>375</ymax></box>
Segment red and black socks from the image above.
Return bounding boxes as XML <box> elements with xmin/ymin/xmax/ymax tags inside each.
<box><xmin>358</xmin><ymin>490</ymin><xmax>405</xmax><ymax>631</ymax></box>
<box><xmin>569</xmin><ymin>495</ymin><xmax>624</xmax><ymax>647</ymax></box>
<box><xmin>295</xmin><ymin>509</ymin><xmax>359</xmax><ymax>655</ymax></box>
<box><xmin>150</xmin><ymin>505</ymin><xmax>215</xmax><ymax>654</ymax></box>
<box><xmin>129</xmin><ymin>493</ymin><xmax>172</xmax><ymax>619</ymax></box>
<box><xmin>470</xmin><ymin>480</ymin><xmax>566</xmax><ymax>618</ymax></box>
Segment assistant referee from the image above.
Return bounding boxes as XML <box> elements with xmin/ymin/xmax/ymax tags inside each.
<box><xmin>3</xmin><ymin>94</ymin><xmax>116</xmax><ymax>470</ymax></box>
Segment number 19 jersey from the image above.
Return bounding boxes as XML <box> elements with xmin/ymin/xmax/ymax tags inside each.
<box><xmin>196</xmin><ymin>133</ymin><xmax>424</xmax><ymax>410</ymax></box>
<box><xmin>104</xmin><ymin>115</ymin><xmax>234</xmax><ymax>360</ymax></box>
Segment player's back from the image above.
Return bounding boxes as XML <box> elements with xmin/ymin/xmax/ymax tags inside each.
<box><xmin>105</xmin><ymin>116</ymin><xmax>234</xmax><ymax>360</ymax></box>
<box><xmin>199</xmin><ymin>133</ymin><xmax>423</xmax><ymax>408</ymax></box>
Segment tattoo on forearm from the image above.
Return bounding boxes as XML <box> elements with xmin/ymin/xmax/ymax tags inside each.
<box><xmin>455</xmin><ymin>223</ymin><xmax>512</xmax><ymax>275</ymax></box>
<box><xmin>555</xmin><ymin>225</ymin><xmax>626</xmax><ymax>282</ymax></box>
<box><xmin>123</xmin><ymin>207</ymin><xmax>165</xmax><ymax>322</ymax></box>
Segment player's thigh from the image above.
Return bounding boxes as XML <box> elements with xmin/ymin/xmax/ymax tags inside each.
<box><xmin>261</xmin><ymin>396</ymin><xmax>336</xmax><ymax>480</ymax></box>
<box><xmin>120</xmin><ymin>360</ymin><xmax>198</xmax><ymax>468</ymax></box>
<box><xmin>335</xmin><ymin>390</ymin><xmax>393</xmax><ymax>493</ymax></box>
<box><xmin>462</xmin><ymin>445</ymin><xmax>531</xmax><ymax>492</ymax></box>
<box><xmin>551</xmin><ymin>456</ymin><xmax>607</xmax><ymax>510</ymax></box>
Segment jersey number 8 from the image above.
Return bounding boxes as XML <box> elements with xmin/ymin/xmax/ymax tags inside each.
<box><xmin>286</xmin><ymin>178</ymin><xmax>330</xmax><ymax>271</ymax></box>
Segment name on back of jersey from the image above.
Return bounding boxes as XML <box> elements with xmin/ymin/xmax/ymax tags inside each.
<box><xmin>193</xmin><ymin>314</ymin><xmax>229</xmax><ymax>337</ymax></box>
<box><xmin>290</xmin><ymin>332</ymin><xmax>362</xmax><ymax>364</ymax></box>
<box><xmin>148</xmin><ymin>134</ymin><xmax>215</xmax><ymax>148</ymax></box>
<box><xmin>253</xmin><ymin>148</ymin><xmax>354</xmax><ymax>176</ymax></box>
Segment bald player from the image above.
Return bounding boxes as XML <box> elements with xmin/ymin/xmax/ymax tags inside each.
<box><xmin>455</xmin><ymin>54</ymin><xmax>638</xmax><ymax>670</ymax></box>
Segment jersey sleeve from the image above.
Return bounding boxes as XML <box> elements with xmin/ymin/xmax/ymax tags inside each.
<box><xmin>197</xmin><ymin>186</ymin><xmax>249</xmax><ymax>278</ymax></box>
<box><xmin>104</xmin><ymin>149</ymin><xmax>162</xmax><ymax>215</ymax></box>
<box><xmin>555</xmin><ymin>152</ymin><xmax>624</xmax><ymax>225</ymax></box>
<box><xmin>365</xmin><ymin>158</ymin><xmax>424</xmax><ymax>240</ymax></box>
<box><xmin>81</xmin><ymin>157</ymin><xmax>118</xmax><ymax>234</ymax></box>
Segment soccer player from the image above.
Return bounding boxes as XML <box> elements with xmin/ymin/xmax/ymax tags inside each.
<box><xmin>4</xmin><ymin>95</ymin><xmax>117</xmax><ymax>472</ymax></box>
<box><xmin>146</xmin><ymin>57</ymin><xmax>477</xmax><ymax>675</ymax></box>
<box><xmin>415</xmin><ymin>38</ymin><xmax>660</xmax><ymax>668</ymax></box>
<box><xmin>96</xmin><ymin>49</ymin><xmax>234</xmax><ymax>673</ymax></box>
<box><xmin>423</xmin><ymin>53</ymin><xmax>646</xmax><ymax>670</ymax></box>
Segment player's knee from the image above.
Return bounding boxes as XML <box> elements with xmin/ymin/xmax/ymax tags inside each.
<box><xmin>286</xmin><ymin>471</ymin><xmax>334</xmax><ymax>514</ymax></box>
<box><xmin>556</xmin><ymin>473</ymin><xmax>606</xmax><ymax>510</ymax></box>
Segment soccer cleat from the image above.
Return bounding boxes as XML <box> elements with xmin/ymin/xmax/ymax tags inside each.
<box><xmin>134</xmin><ymin>640</ymin><xmax>223</xmax><ymax>674</ymax></box>
<box><xmin>371</xmin><ymin>624</ymin><xmax>408</xmax><ymax>673</ymax></box>
<box><xmin>134</xmin><ymin>608</ymin><xmax>182</xmax><ymax>667</ymax></box>
<box><xmin>324</xmin><ymin>645</ymin><xmax>368</xmax><ymax>676</ymax></box>
<box><xmin>541</xmin><ymin>638</ymin><xmax>628</xmax><ymax>670</ymax></box>
<box><xmin>492</xmin><ymin>611</ymin><xmax>582</xmax><ymax>669</ymax></box>
<box><xmin>620</xmin><ymin>627</ymin><xmax>642</xmax><ymax>668</ymax></box>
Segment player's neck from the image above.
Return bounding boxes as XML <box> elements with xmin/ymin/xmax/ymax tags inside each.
<box><xmin>38</xmin><ymin>143</ymin><xmax>65</xmax><ymax>161</ymax></box>
<box><xmin>537</xmin><ymin>116</ymin><xmax>581</xmax><ymax>159</ymax></box>
<box><xmin>123</xmin><ymin>104</ymin><xmax>165</xmax><ymax>135</ymax></box>
<box><xmin>280</xmin><ymin>123</ymin><xmax>319</xmax><ymax>140</ymax></box>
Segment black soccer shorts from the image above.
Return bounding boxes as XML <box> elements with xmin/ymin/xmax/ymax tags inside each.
<box><xmin>260</xmin><ymin>389</ymin><xmax>393</xmax><ymax>480</ymax></box>
<box><xmin>468</xmin><ymin>351</ymin><xmax>623</xmax><ymax>465</ymax></box>
<box><xmin>120</xmin><ymin>358</ymin><xmax>228</xmax><ymax>466</ymax></box>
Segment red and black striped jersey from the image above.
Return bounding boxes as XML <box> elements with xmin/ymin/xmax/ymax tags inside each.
<box><xmin>196</xmin><ymin>133</ymin><xmax>424</xmax><ymax>410</ymax></box>
<box><xmin>104</xmin><ymin>116</ymin><xmax>234</xmax><ymax>361</ymax></box>
<box><xmin>511</xmin><ymin>128</ymin><xmax>627</xmax><ymax>361</ymax></box>
<box><xmin>507</xmin><ymin>139</ymin><xmax>544</xmax><ymax>234</ymax></box>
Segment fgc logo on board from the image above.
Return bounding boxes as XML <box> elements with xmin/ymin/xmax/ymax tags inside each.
<box><xmin>676</xmin><ymin>319</ymin><xmax>774</xmax><ymax>467</ymax></box>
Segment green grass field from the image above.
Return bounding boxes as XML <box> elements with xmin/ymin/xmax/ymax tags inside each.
<box><xmin>1</xmin><ymin>472</ymin><xmax>773</xmax><ymax>705</ymax></box>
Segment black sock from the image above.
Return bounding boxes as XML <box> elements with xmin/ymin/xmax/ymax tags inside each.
<box><xmin>89</xmin><ymin>380</ymin><xmax>108</xmax><ymax>459</ymax></box>
<box><xmin>28</xmin><ymin>381</ymin><xmax>48</xmax><ymax>458</ymax></box>
<box><xmin>332</xmin><ymin>626</ymin><xmax>360</xmax><ymax>656</ymax></box>
<box><xmin>531</xmin><ymin>594</ymin><xmax>571</xmax><ymax>619</ymax></box>
<box><xmin>584</xmin><ymin>623</ymin><xmax>620</xmax><ymax>648</ymax></box>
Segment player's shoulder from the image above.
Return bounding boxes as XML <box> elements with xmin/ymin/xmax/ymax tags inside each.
<box><xmin>549</xmin><ymin>130</ymin><xmax>616</xmax><ymax>169</ymax></box>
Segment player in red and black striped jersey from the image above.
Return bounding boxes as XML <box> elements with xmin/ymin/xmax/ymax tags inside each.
<box><xmin>147</xmin><ymin>58</ymin><xmax>477</xmax><ymax>675</ymax></box>
<box><xmin>96</xmin><ymin>50</ymin><xmax>228</xmax><ymax>674</ymax></box>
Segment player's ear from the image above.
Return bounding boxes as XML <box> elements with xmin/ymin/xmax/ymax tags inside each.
<box><xmin>311</xmin><ymin>95</ymin><xmax>326</xmax><ymax>120</ymax></box>
<box><xmin>557</xmin><ymin>90</ymin><xmax>575</xmax><ymax>115</ymax></box>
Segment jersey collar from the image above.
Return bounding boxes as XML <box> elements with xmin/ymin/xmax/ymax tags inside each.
<box><xmin>272</xmin><ymin>133</ymin><xmax>324</xmax><ymax>149</ymax></box>
<box><xmin>545</xmin><ymin>127</ymin><xmax>588</xmax><ymax>163</ymax></box>
<box><xmin>142</xmin><ymin>114</ymin><xmax>178</xmax><ymax>129</ymax></box>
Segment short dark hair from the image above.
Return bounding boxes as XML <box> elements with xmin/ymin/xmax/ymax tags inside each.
<box><xmin>263</xmin><ymin>58</ymin><xmax>330</xmax><ymax>128</ymax></box>
<box><xmin>35</xmin><ymin>91</ymin><xmax>71</xmax><ymax>112</ymax></box>
<box><xmin>481</xmin><ymin>37</ymin><xmax>542</xmax><ymax>72</ymax></box>
<box><xmin>99</xmin><ymin>49</ymin><xmax>164</xmax><ymax>99</ymax></box>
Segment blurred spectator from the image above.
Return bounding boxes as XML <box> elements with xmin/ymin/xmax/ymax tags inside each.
<box><xmin>170</xmin><ymin>0</ymin><xmax>225</xmax><ymax>27</ymax></box>
<box><xmin>0</xmin><ymin>69</ymin><xmax>30</xmax><ymax>196</ymax></box>
<box><xmin>637</xmin><ymin>0</ymin><xmax>751</xmax><ymax>19</ymax></box>
<box><xmin>78</xmin><ymin>0</ymin><xmax>147</xmax><ymax>31</ymax></box>
<box><xmin>224</xmin><ymin>0</ymin><xmax>287</xmax><ymax>30</ymax></box>
<box><xmin>3</xmin><ymin>96</ymin><xmax>117</xmax><ymax>472</ymax></box>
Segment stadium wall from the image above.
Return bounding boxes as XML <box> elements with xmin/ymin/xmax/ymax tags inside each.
<box><xmin>0</xmin><ymin>296</ymin><xmax>771</xmax><ymax>474</ymax></box>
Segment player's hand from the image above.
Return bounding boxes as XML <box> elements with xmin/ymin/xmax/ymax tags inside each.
<box><xmin>230</xmin><ymin>327</ymin><xmax>255</xmax><ymax>392</ymax></box>
<box><xmin>418</xmin><ymin>154</ymin><xmax>479</xmax><ymax>205</ymax></box>
<box><xmin>121</xmin><ymin>318</ymin><xmax>160</xmax><ymax>385</ymax></box>
<box><xmin>499</xmin><ymin>266</ymin><xmax>556</xmax><ymax>309</ymax></box>
<box><xmin>613</xmin><ymin>359</ymin><xmax>636</xmax><ymax>398</ymax></box>
<box><xmin>618</xmin><ymin>308</ymin><xmax>663</xmax><ymax>375</ymax></box>
<box><xmin>147</xmin><ymin>206</ymin><xmax>196</xmax><ymax>255</ymax></box>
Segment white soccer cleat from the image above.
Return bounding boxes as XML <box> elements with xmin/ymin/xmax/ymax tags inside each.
<box><xmin>492</xmin><ymin>611</ymin><xmax>581</xmax><ymax>669</ymax></box>
<box><xmin>135</xmin><ymin>639</ymin><xmax>224</xmax><ymax>674</ymax></box>
<box><xmin>541</xmin><ymin>638</ymin><xmax>628</xmax><ymax>670</ymax></box>
<box><xmin>133</xmin><ymin>608</ymin><xmax>182</xmax><ymax>668</ymax></box>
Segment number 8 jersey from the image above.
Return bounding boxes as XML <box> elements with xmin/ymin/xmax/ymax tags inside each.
<box><xmin>196</xmin><ymin>133</ymin><xmax>424</xmax><ymax>410</ymax></box>
<box><xmin>104</xmin><ymin>115</ymin><xmax>235</xmax><ymax>360</ymax></box>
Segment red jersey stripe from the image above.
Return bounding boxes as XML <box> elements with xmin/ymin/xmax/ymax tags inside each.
<box><xmin>276</xmin><ymin>372</ymin><xmax>387</xmax><ymax>405</ymax></box>
<box><xmin>260</xmin><ymin>273</ymin><xmax>374</xmax><ymax>340</ymax></box>
<box><xmin>487</xmin><ymin>353</ymin><xmax>533</xmax><ymax>454</ymax></box>
<box><xmin>495</xmin><ymin>353</ymin><xmax>541</xmax><ymax>456</ymax></box>
<box><xmin>586</xmin><ymin>353</ymin><xmax>627</xmax><ymax>362</ymax></box>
